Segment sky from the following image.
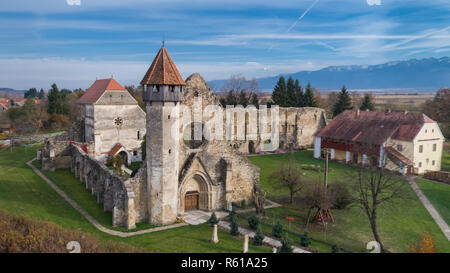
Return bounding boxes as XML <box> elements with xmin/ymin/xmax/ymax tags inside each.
<box><xmin>0</xmin><ymin>0</ymin><xmax>449</xmax><ymax>90</ymax></box>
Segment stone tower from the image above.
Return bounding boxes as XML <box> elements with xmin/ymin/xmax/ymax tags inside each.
<box><xmin>141</xmin><ymin>45</ymin><xmax>186</xmax><ymax>225</ymax></box>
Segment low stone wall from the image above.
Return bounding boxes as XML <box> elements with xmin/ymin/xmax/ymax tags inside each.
<box><xmin>424</xmin><ymin>171</ymin><xmax>450</xmax><ymax>184</ymax></box>
<box><xmin>71</xmin><ymin>144</ymin><xmax>142</xmax><ymax>229</ymax></box>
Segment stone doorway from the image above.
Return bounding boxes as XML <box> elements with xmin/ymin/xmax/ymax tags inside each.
<box><xmin>185</xmin><ymin>191</ymin><xmax>199</xmax><ymax>211</ymax></box>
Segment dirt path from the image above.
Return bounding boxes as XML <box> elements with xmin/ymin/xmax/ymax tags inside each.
<box><xmin>27</xmin><ymin>158</ymin><xmax>187</xmax><ymax>238</ymax></box>
<box><xmin>407</xmin><ymin>176</ymin><xmax>450</xmax><ymax>241</ymax></box>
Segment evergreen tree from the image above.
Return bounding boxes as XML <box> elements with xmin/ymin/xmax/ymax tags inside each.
<box><xmin>359</xmin><ymin>94</ymin><xmax>375</xmax><ymax>111</ymax></box>
<box><xmin>303</xmin><ymin>82</ymin><xmax>317</xmax><ymax>107</ymax></box>
<box><xmin>208</xmin><ymin>212</ymin><xmax>220</xmax><ymax>226</ymax></box>
<box><xmin>250</xmin><ymin>92</ymin><xmax>259</xmax><ymax>108</ymax></box>
<box><xmin>271</xmin><ymin>76</ymin><xmax>287</xmax><ymax>106</ymax></box>
<box><xmin>300</xmin><ymin>231</ymin><xmax>311</xmax><ymax>247</ymax></box>
<box><xmin>230</xmin><ymin>214</ymin><xmax>240</xmax><ymax>236</ymax></box>
<box><xmin>238</xmin><ymin>90</ymin><xmax>249</xmax><ymax>107</ymax></box>
<box><xmin>253</xmin><ymin>224</ymin><xmax>265</xmax><ymax>246</ymax></box>
<box><xmin>47</xmin><ymin>83</ymin><xmax>61</xmax><ymax>115</ymax></box>
<box><xmin>24</xmin><ymin>88</ymin><xmax>38</xmax><ymax>98</ymax></box>
<box><xmin>286</xmin><ymin>77</ymin><xmax>296</xmax><ymax>107</ymax></box>
<box><xmin>38</xmin><ymin>88</ymin><xmax>45</xmax><ymax>99</ymax></box>
<box><xmin>294</xmin><ymin>79</ymin><xmax>304</xmax><ymax>107</ymax></box>
<box><xmin>272</xmin><ymin>220</ymin><xmax>283</xmax><ymax>238</ymax></box>
<box><xmin>331</xmin><ymin>244</ymin><xmax>339</xmax><ymax>253</ymax></box>
<box><xmin>280</xmin><ymin>236</ymin><xmax>293</xmax><ymax>253</ymax></box>
<box><xmin>332</xmin><ymin>85</ymin><xmax>353</xmax><ymax>117</ymax></box>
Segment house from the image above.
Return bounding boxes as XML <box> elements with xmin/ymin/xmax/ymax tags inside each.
<box><xmin>76</xmin><ymin>78</ymin><xmax>146</xmax><ymax>164</ymax></box>
<box><xmin>313</xmin><ymin>109</ymin><xmax>445</xmax><ymax>175</ymax></box>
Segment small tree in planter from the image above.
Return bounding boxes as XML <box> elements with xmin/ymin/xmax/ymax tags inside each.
<box><xmin>253</xmin><ymin>224</ymin><xmax>265</xmax><ymax>246</ymax></box>
<box><xmin>230</xmin><ymin>214</ymin><xmax>240</xmax><ymax>236</ymax></box>
<box><xmin>247</xmin><ymin>215</ymin><xmax>260</xmax><ymax>230</ymax></box>
<box><xmin>208</xmin><ymin>212</ymin><xmax>220</xmax><ymax>226</ymax></box>
<box><xmin>280</xmin><ymin>236</ymin><xmax>293</xmax><ymax>253</ymax></box>
<box><xmin>272</xmin><ymin>220</ymin><xmax>283</xmax><ymax>238</ymax></box>
<box><xmin>300</xmin><ymin>231</ymin><xmax>311</xmax><ymax>247</ymax></box>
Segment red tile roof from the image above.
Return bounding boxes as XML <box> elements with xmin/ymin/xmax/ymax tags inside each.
<box><xmin>77</xmin><ymin>78</ymin><xmax>126</xmax><ymax>104</ymax></box>
<box><xmin>109</xmin><ymin>143</ymin><xmax>123</xmax><ymax>156</ymax></box>
<box><xmin>0</xmin><ymin>99</ymin><xmax>9</xmax><ymax>103</ymax></box>
<box><xmin>316</xmin><ymin>110</ymin><xmax>434</xmax><ymax>145</ymax></box>
<box><xmin>140</xmin><ymin>46</ymin><xmax>186</xmax><ymax>86</ymax></box>
<box><xmin>0</xmin><ymin>103</ymin><xmax>9</xmax><ymax>110</ymax></box>
<box><xmin>385</xmin><ymin>146</ymin><xmax>413</xmax><ymax>165</ymax></box>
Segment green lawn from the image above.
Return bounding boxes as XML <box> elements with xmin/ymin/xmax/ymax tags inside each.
<box><xmin>0</xmin><ymin>145</ymin><xmax>271</xmax><ymax>253</ymax></box>
<box><xmin>442</xmin><ymin>150</ymin><xmax>450</xmax><ymax>172</ymax></box>
<box><xmin>247</xmin><ymin>151</ymin><xmax>450</xmax><ymax>253</ymax></box>
<box><xmin>415</xmin><ymin>178</ymin><xmax>450</xmax><ymax>226</ymax></box>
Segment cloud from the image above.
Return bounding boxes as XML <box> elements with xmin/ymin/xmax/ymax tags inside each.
<box><xmin>66</xmin><ymin>0</ymin><xmax>81</xmax><ymax>6</ymax></box>
<box><xmin>366</xmin><ymin>0</ymin><xmax>381</xmax><ymax>6</ymax></box>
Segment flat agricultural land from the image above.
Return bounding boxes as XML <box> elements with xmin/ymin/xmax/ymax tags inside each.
<box><xmin>247</xmin><ymin>151</ymin><xmax>450</xmax><ymax>253</ymax></box>
<box><xmin>0</xmin><ymin>145</ymin><xmax>271</xmax><ymax>253</ymax></box>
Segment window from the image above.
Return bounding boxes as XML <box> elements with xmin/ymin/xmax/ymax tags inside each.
<box><xmin>153</xmin><ymin>85</ymin><xmax>159</xmax><ymax>92</ymax></box>
<box><xmin>419</xmin><ymin>162</ymin><xmax>422</xmax><ymax>167</ymax></box>
<box><xmin>426</xmin><ymin>158</ymin><xmax>429</xmax><ymax>164</ymax></box>
<box><xmin>432</xmin><ymin>129</ymin><xmax>434</xmax><ymax>133</ymax></box>
<box><xmin>419</xmin><ymin>145</ymin><xmax>423</xmax><ymax>153</ymax></box>
<box><xmin>137</xmin><ymin>131</ymin><xmax>140</xmax><ymax>140</ymax></box>
<box><xmin>425</xmin><ymin>129</ymin><xmax>427</xmax><ymax>133</ymax></box>
<box><xmin>397</xmin><ymin>144</ymin><xmax>403</xmax><ymax>152</ymax></box>
<box><xmin>432</xmin><ymin>160</ymin><xmax>435</xmax><ymax>166</ymax></box>
<box><xmin>169</xmin><ymin>85</ymin><xmax>175</xmax><ymax>92</ymax></box>
<box><xmin>433</xmin><ymin>144</ymin><xmax>437</xmax><ymax>151</ymax></box>
<box><xmin>133</xmin><ymin>151</ymin><xmax>138</xmax><ymax>156</ymax></box>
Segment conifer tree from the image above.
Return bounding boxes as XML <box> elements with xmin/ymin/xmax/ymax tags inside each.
<box><xmin>208</xmin><ymin>212</ymin><xmax>220</xmax><ymax>226</ymax></box>
<box><xmin>294</xmin><ymin>79</ymin><xmax>304</xmax><ymax>107</ymax></box>
<box><xmin>286</xmin><ymin>77</ymin><xmax>297</xmax><ymax>107</ymax></box>
<box><xmin>303</xmin><ymin>82</ymin><xmax>317</xmax><ymax>107</ymax></box>
<box><xmin>230</xmin><ymin>214</ymin><xmax>240</xmax><ymax>236</ymax></box>
<box><xmin>333</xmin><ymin>85</ymin><xmax>353</xmax><ymax>117</ymax></box>
<box><xmin>300</xmin><ymin>231</ymin><xmax>311</xmax><ymax>247</ymax></box>
<box><xmin>359</xmin><ymin>94</ymin><xmax>375</xmax><ymax>111</ymax></box>
<box><xmin>272</xmin><ymin>76</ymin><xmax>287</xmax><ymax>106</ymax></box>
<box><xmin>253</xmin><ymin>224</ymin><xmax>265</xmax><ymax>246</ymax></box>
<box><xmin>280</xmin><ymin>236</ymin><xmax>293</xmax><ymax>253</ymax></box>
<box><xmin>272</xmin><ymin>220</ymin><xmax>283</xmax><ymax>238</ymax></box>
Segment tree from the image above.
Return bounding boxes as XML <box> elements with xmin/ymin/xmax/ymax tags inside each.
<box><xmin>352</xmin><ymin>164</ymin><xmax>408</xmax><ymax>253</ymax></box>
<box><xmin>272</xmin><ymin>220</ymin><xmax>283</xmax><ymax>238</ymax></box>
<box><xmin>423</xmin><ymin>88</ymin><xmax>450</xmax><ymax>138</ymax></box>
<box><xmin>299</xmin><ymin>231</ymin><xmax>311</xmax><ymax>247</ymax></box>
<box><xmin>229</xmin><ymin>214</ymin><xmax>240</xmax><ymax>236</ymax></box>
<box><xmin>279</xmin><ymin>236</ymin><xmax>293</xmax><ymax>253</ymax></box>
<box><xmin>24</xmin><ymin>88</ymin><xmax>38</xmax><ymax>98</ymax></box>
<box><xmin>294</xmin><ymin>79</ymin><xmax>304</xmax><ymax>107</ymax></box>
<box><xmin>331</xmin><ymin>244</ymin><xmax>339</xmax><ymax>253</ymax></box>
<box><xmin>269</xmin><ymin>153</ymin><xmax>306</xmax><ymax>204</ymax></box>
<box><xmin>409</xmin><ymin>233</ymin><xmax>438</xmax><ymax>253</ymax></box>
<box><xmin>253</xmin><ymin>184</ymin><xmax>267</xmax><ymax>215</ymax></box>
<box><xmin>38</xmin><ymin>88</ymin><xmax>45</xmax><ymax>99</ymax></box>
<box><xmin>303</xmin><ymin>82</ymin><xmax>317</xmax><ymax>107</ymax></box>
<box><xmin>219</xmin><ymin>75</ymin><xmax>259</xmax><ymax>107</ymax></box>
<box><xmin>332</xmin><ymin>85</ymin><xmax>353</xmax><ymax>117</ymax></box>
<box><xmin>47</xmin><ymin>83</ymin><xmax>68</xmax><ymax>115</ymax></box>
<box><xmin>359</xmin><ymin>94</ymin><xmax>375</xmax><ymax>111</ymax></box>
<box><xmin>208</xmin><ymin>212</ymin><xmax>220</xmax><ymax>226</ymax></box>
<box><xmin>286</xmin><ymin>77</ymin><xmax>297</xmax><ymax>107</ymax></box>
<box><xmin>247</xmin><ymin>215</ymin><xmax>260</xmax><ymax>230</ymax></box>
<box><xmin>253</xmin><ymin>224</ymin><xmax>265</xmax><ymax>245</ymax></box>
<box><xmin>271</xmin><ymin>76</ymin><xmax>287</xmax><ymax>106</ymax></box>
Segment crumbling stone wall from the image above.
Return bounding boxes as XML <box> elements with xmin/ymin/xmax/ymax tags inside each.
<box><xmin>41</xmin><ymin>132</ymin><xmax>72</xmax><ymax>171</ymax></box>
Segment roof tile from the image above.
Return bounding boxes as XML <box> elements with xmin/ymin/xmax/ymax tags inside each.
<box><xmin>141</xmin><ymin>46</ymin><xmax>186</xmax><ymax>86</ymax></box>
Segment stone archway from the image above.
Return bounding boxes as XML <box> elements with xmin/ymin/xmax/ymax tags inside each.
<box><xmin>179</xmin><ymin>172</ymin><xmax>212</xmax><ymax>213</ymax></box>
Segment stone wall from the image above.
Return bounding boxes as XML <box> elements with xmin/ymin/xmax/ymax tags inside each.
<box><xmin>70</xmin><ymin>144</ymin><xmax>145</xmax><ymax>228</ymax></box>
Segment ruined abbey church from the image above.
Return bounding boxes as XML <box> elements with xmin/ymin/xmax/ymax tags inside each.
<box><xmin>40</xmin><ymin>46</ymin><xmax>326</xmax><ymax>228</ymax></box>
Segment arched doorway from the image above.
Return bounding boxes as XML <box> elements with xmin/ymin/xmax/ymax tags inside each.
<box><xmin>118</xmin><ymin>151</ymin><xmax>129</xmax><ymax>167</ymax></box>
<box><xmin>180</xmin><ymin>172</ymin><xmax>211</xmax><ymax>212</ymax></box>
<box><xmin>248</xmin><ymin>141</ymin><xmax>255</xmax><ymax>154</ymax></box>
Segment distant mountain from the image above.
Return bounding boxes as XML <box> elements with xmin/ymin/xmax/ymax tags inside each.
<box><xmin>0</xmin><ymin>88</ymin><xmax>26</xmax><ymax>96</ymax></box>
<box><xmin>209</xmin><ymin>57</ymin><xmax>450</xmax><ymax>91</ymax></box>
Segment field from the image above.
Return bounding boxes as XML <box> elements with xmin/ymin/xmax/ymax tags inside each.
<box><xmin>0</xmin><ymin>145</ymin><xmax>271</xmax><ymax>253</ymax></box>
<box><xmin>247</xmin><ymin>151</ymin><xmax>450</xmax><ymax>253</ymax></box>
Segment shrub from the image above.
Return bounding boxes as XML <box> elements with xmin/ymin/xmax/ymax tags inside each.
<box><xmin>247</xmin><ymin>215</ymin><xmax>260</xmax><ymax>230</ymax></box>
<box><xmin>241</xmin><ymin>199</ymin><xmax>246</xmax><ymax>208</ymax></box>
<box><xmin>208</xmin><ymin>212</ymin><xmax>220</xmax><ymax>226</ymax></box>
<box><xmin>300</xmin><ymin>231</ymin><xmax>311</xmax><ymax>247</ymax></box>
<box><xmin>0</xmin><ymin>210</ymin><xmax>144</xmax><ymax>253</ymax></box>
<box><xmin>229</xmin><ymin>214</ymin><xmax>240</xmax><ymax>236</ymax></box>
<box><xmin>409</xmin><ymin>232</ymin><xmax>438</xmax><ymax>253</ymax></box>
<box><xmin>279</xmin><ymin>236</ymin><xmax>293</xmax><ymax>253</ymax></box>
<box><xmin>329</xmin><ymin>182</ymin><xmax>353</xmax><ymax>209</ymax></box>
<box><xmin>331</xmin><ymin>244</ymin><xmax>339</xmax><ymax>253</ymax></box>
<box><xmin>272</xmin><ymin>220</ymin><xmax>283</xmax><ymax>238</ymax></box>
<box><xmin>253</xmin><ymin>225</ymin><xmax>265</xmax><ymax>246</ymax></box>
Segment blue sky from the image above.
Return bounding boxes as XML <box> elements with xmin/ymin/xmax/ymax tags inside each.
<box><xmin>0</xmin><ymin>0</ymin><xmax>449</xmax><ymax>89</ymax></box>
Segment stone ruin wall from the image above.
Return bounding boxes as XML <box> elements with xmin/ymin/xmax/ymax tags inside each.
<box><xmin>70</xmin><ymin>144</ymin><xmax>148</xmax><ymax>228</ymax></box>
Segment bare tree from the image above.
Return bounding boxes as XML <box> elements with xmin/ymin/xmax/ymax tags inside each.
<box><xmin>353</xmin><ymin>164</ymin><xmax>408</xmax><ymax>253</ymax></box>
<box><xmin>269</xmin><ymin>153</ymin><xmax>306</xmax><ymax>204</ymax></box>
<box><xmin>253</xmin><ymin>184</ymin><xmax>267</xmax><ymax>215</ymax></box>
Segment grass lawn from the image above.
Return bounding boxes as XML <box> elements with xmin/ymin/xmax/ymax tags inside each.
<box><xmin>415</xmin><ymin>178</ymin><xmax>450</xmax><ymax>226</ymax></box>
<box><xmin>247</xmin><ymin>151</ymin><xmax>450</xmax><ymax>253</ymax></box>
<box><xmin>442</xmin><ymin>143</ymin><xmax>450</xmax><ymax>172</ymax></box>
<box><xmin>0</xmin><ymin>145</ymin><xmax>271</xmax><ymax>253</ymax></box>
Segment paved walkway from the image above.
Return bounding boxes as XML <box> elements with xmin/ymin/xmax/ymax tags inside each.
<box><xmin>218</xmin><ymin>220</ymin><xmax>310</xmax><ymax>253</ymax></box>
<box><xmin>27</xmin><ymin>159</ymin><xmax>187</xmax><ymax>238</ymax></box>
<box><xmin>407</xmin><ymin>176</ymin><xmax>450</xmax><ymax>241</ymax></box>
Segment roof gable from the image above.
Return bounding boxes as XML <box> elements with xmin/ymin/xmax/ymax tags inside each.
<box><xmin>77</xmin><ymin>78</ymin><xmax>126</xmax><ymax>104</ymax></box>
<box><xmin>140</xmin><ymin>46</ymin><xmax>186</xmax><ymax>86</ymax></box>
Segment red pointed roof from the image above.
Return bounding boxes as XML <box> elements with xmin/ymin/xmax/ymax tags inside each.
<box><xmin>141</xmin><ymin>46</ymin><xmax>186</xmax><ymax>86</ymax></box>
<box><xmin>77</xmin><ymin>78</ymin><xmax>126</xmax><ymax>104</ymax></box>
